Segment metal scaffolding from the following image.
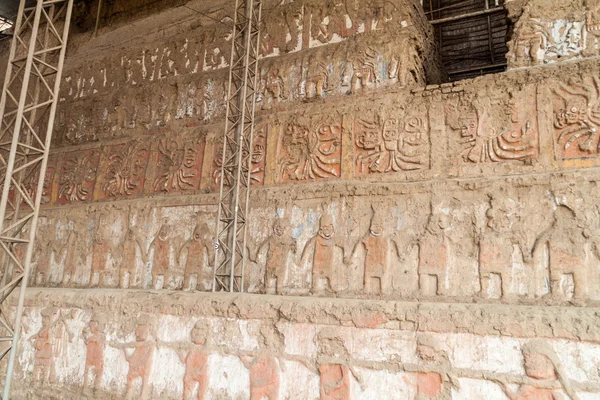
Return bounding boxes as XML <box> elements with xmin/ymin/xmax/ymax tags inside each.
<box><xmin>213</xmin><ymin>0</ymin><xmax>262</xmax><ymax>292</ymax></box>
<box><xmin>0</xmin><ymin>0</ymin><xmax>73</xmax><ymax>397</ymax></box>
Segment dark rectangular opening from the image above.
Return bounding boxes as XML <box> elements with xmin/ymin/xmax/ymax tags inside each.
<box><xmin>424</xmin><ymin>0</ymin><xmax>510</xmax><ymax>81</ymax></box>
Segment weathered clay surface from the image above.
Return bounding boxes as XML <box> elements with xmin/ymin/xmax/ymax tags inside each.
<box><xmin>8</xmin><ymin>289</ymin><xmax>600</xmax><ymax>399</ymax></box>
<box><xmin>3</xmin><ymin>0</ymin><xmax>600</xmax><ymax>397</ymax></box>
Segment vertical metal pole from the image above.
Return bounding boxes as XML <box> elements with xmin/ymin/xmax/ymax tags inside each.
<box><xmin>0</xmin><ymin>1</ymin><xmax>74</xmax><ymax>397</ymax></box>
<box><xmin>213</xmin><ymin>0</ymin><xmax>262</xmax><ymax>292</ymax></box>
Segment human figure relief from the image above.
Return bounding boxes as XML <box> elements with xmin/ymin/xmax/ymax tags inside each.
<box><xmin>314</xmin><ymin>328</ymin><xmax>364</xmax><ymax>400</ymax></box>
<box><xmin>32</xmin><ymin>308</ymin><xmax>56</xmax><ymax>384</ymax></box>
<box><xmin>509</xmin><ymin>16</ymin><xmax>549</xmax><ymax>66</ymax></box>
<box><xmin>83</xmin><ymin>315</ymin><xmax>105</xmax><ymax>391</ymax></box>
<box><xmin>534</xmin><ymin>206</ymin><xmax>588</xmax><ymax>300</ymax></box>
<box><xmin>240</xmin><ymin>326</ymin><xmax>284</xmax><ymax>400</ymax></box>
<box><xmin>478</xmin><ymin>197</ymin><xmax>526</xmax><ymax>299</ymax></box>
<box><xmin>150</xmin><ymin>222</ymin><xmax>172</xmax><ymax>290</ymax></box>
<box><xmin>119</xmin><ymin>227</ymin><xmax>148</xmax><ymax>289</ymax></box>
<box><xmin>114</xmin><ymin>317</ymin><xmax>155</xmax><ymax>400</ymax></box>
<box><xmin>177</xmin><ymin>321</ymin><xmax>210</xmax><ymax>400</ymax></box>
<box><xmin>418</xmin><ymin>207</ymin><xmax>452</xmax><ymax>297</ymax></box>
<box><xmin>180</xmin><ymin>222</ymin><xmax>214</xmax><ymax>291</ymax></box>
<box><xmin>32</xmin><ymin>307</ymin><xmax>73</xmax><ymax>385</ymax></box>
<box><xmin>259</xmin><ymin>67</ymin><xmax>286</xmax><ymax>106</ymax></box>
<box><xmin>347</xmin><ymin>213</ymin><xmax>401</xmax><ymax>295</ymax></box>
<box><xmin>301</xmin><ymin>56</ymin><xmax>329</xmax><ymax>100</ymax></box>
<box><xmin>33</xmin><ymin>223</ymin><xmax>53</xmax><ymax>286</ymax></box>
<box><xmin>411</xmin><ymin>337</ymin><xmax>458</xmax><ymax>400</ymax></box>
<box><xmin>250</xmin><ymin>219</ymin><xmax>297</xmax><ymax>294</ymax></box>
<box><xmin>90</xmin><ymin>212</ymin><xmax>110</xmax><ymax>288</ymax></box>
<box><xmin>61</xmin><ymin>229</ymin><xmax>78</xmax><ymax>287</ymax></box>
<box><xmin>501</xmin><ymin>341</ymin><xmax>579</xmax><ymax>400</ymax></box>
<box><xmin>301</xmin><ymin>215</ymin><xmax>346</xmax><ymax>294</ymax></box>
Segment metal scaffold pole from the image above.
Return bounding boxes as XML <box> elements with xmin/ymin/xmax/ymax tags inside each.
<box><xmin>213</xmin><ymin>0</ymin><xmax>262</xmax><ymax>292</ymax></box>
<box><xmin>0</xmin><ymin>0</ymin><xmax>74</xmax><ymax>397</ymax></box>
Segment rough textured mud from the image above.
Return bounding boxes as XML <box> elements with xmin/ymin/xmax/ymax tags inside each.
<box><xmin>2</xmin><ymin>0</ymin><xmax>600</xmax><ymax>398</ymax></box>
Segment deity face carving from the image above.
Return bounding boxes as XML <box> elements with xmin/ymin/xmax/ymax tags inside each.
<box><xmin>459</xmin><ymin>115</ymin><xmax>478</xmax><ymax>138</ymax></box>
<box><xmin>382</xmin><ymin>118</ymin><xmax>399</xmax><ymax>141</ymax></box>
<box><xmin>359</xmin><ymin>128</ymin><xmax>381</xmax><ymax>149</ymax></box>
<box><xmin>318</xmin><ymin>216</ymin><xmax>335</xmax><ymax>240</ymax></box>
<box><xmin>524</xmin><ymin>353</ymin><xmax>556</xmax><ymax>380</ymax></box>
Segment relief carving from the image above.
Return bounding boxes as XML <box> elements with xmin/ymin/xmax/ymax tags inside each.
<box><xmin>102</xmin><ymin>141</ymin><xmax>150</xmax><ymax>199</ymax></box>
<box><xmin>534</xmin><ymin>206</ymin><xmax>589</xmax><ymax>300</ymax></box>
<box><xmin>153</xmin><ymin>136</ymin><xmax>204</xmax><ymax>193</ymax></box>
<box><xmin>83</xmin><ymin>315</ymin><xmax>105</xmax><ymax>391</ymax></box>
<box><xmin>346</xmin><ymin>212</ymin><xmax>402</xmax><ymax>295</ymax></box>
<box><xmin>354</xmin><ymin>108</ymin><xmax>430</xmax><ymax>175</ymax></box>
<box><xmin>500</xmin><ymin>341</ymin><xmax>579</xmax><ymax>400</ymax></box>
<box><xmin>447</xmin><ymin>93</ymin><xmax>537</xmax><ymax>163</ymax></box>
<box><xmin>278</xmin><ymin>117</ymin><xmax>342</xmax><ymax>182</ymax></box>
<box><xmin>300</xmin><ymin>215</ymin><xmax>346</xmax><ymax>294</ymax></box>
<box><xmin>478</xmin><ymin>197</ymin><xmax>529</xmax><ymax>300</ymax></box>
<box><xmin>250</xmin><ymin>219</ymin><xmax>297</xmax><ymax>295</ymax></box>
<box><xmin>508</xmin><ymin>15</ymin><xmax>586</xmax><ymax>67</ymax></box>
<box><xmin>57</xmin><ymin>151</ymin><xmax>100</xmax><ymax>204</ymax></box>
<box><xmin>177</xmin><ymin>321</ymin><xmax>211</xmax><ymax>399</ymax></box>
<box><xmin>552</xmin><ymin>76</ymin><xmax>600</xmax><ymax>159</ymax></box>
<box><xmin>180</xmin><ymin>222</ymin><xmax>214</xmax><ymax>291</ymax></box>
<box><xmin>211</xmin><ymin>127</ymin><xmax>266</xmax><ymax>190</ymax></box>
<box><xmin>113</xmin><ymin>316</ymin><xmax>155</xmax><ymax>400</ymax></box>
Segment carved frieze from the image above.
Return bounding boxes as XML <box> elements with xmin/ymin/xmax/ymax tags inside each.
<box><xmin>354</xmin><ymin>104</ymin><xmax>430</xmax><ymax>175</ymax></box>
<box><xmin>101</xmin><ymin>141</ymin><xmax>150</xmax><ymax>199</ymax></box>
<box><xmin>152</xmin><ymin>136</ymin><xmax>204</xmax><ymax>193</ymax></box>
<box><xmin>57</xmin><ymin>151</ymin><xmax>100</xmax><ymax>204</ymax></box>
<box><xmin>552</xmin><ymin>76</ymin><xmax>600</xmax><ymax>159</ymax></box>
<box><xmin>446</xmin><ymin>87</ymin><xmax>538</xmax><ymax>163</ymax></box>
<box><xmin>276</xmin><ymin>115</ymin><xmax>342</xmax><ymax>182</ymax></box>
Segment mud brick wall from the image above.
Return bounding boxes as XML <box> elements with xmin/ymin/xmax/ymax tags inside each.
<box><xmin>4</xmin><ymin>0</ymin><xmax>600</xmax><ymax>398</ymax></box>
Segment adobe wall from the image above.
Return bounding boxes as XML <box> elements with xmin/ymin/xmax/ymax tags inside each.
<box><xmin>3</xmin><ymin>0</ymin><xmax>600</xmax><ymax>398</ymax></box>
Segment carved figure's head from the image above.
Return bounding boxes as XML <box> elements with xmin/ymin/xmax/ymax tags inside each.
<box><xmin>370</xmin><ymin>215</ymin><xmax>385</xmax><ymax>237</ymax></box>
<box><xmin>135</xmin><ymin>319</ymin><xmax>150</xmax><ymax>342</ymax></box>
<box><xmin>193</xmin><ymin>223</ymin><xmax>209</xmax><ymax>241</ymax></box>
<box><xmin>459</xmin><ymin>114</ymin><xmax>478</xmax><ymax>138</ymax></box>
<box><xmin>273</xmin><ymin>219</ymin><xmax>289</xmax><ymax>237</ymax></box>
<box><xmin>382</xmin><ymin>118</ymin><xmax>399</xmax><ymax>142</ymax></box>
<box><xmin>191</xmin><ymin>320</ymin><xmax>209</xmax><ymax>346</ymax></box>
<box><xmin>319</xmin><ymin>215</ymin><xmax>335</xmax><ymax>239</ymax></box>
<box><xmin>357</xmin><ymin>126</ymin><xmax>382</xmax><ymax>150</ymax></box>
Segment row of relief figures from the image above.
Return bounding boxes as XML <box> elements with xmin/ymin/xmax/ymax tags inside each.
<box><xmin>54</xmin><ymin>28</ymin><xmax>431</xmax><ymax>148</ymax></box>
<box><xmin>19</xmin><ymin>182</ymin><xmax>600</xmax><ymax>304</ymax></box>
<box><xmin>15</xmin><ymin>305</ymin><xmax>600</xmax><ymax>399</ymax></box>
<box><xmin>27</xmin><ymin>76</ymin><xmax>600</xmax><ymax>211</ymax></box>
<box><xmin>58</xmin><ymin>0</ymin><xmax>434</xmax><ymax>104</ymax></box>
<box><xmin>508</xmin><ymin>0</ymin><xmax>600</xmax><ymax>67</ymax></box>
